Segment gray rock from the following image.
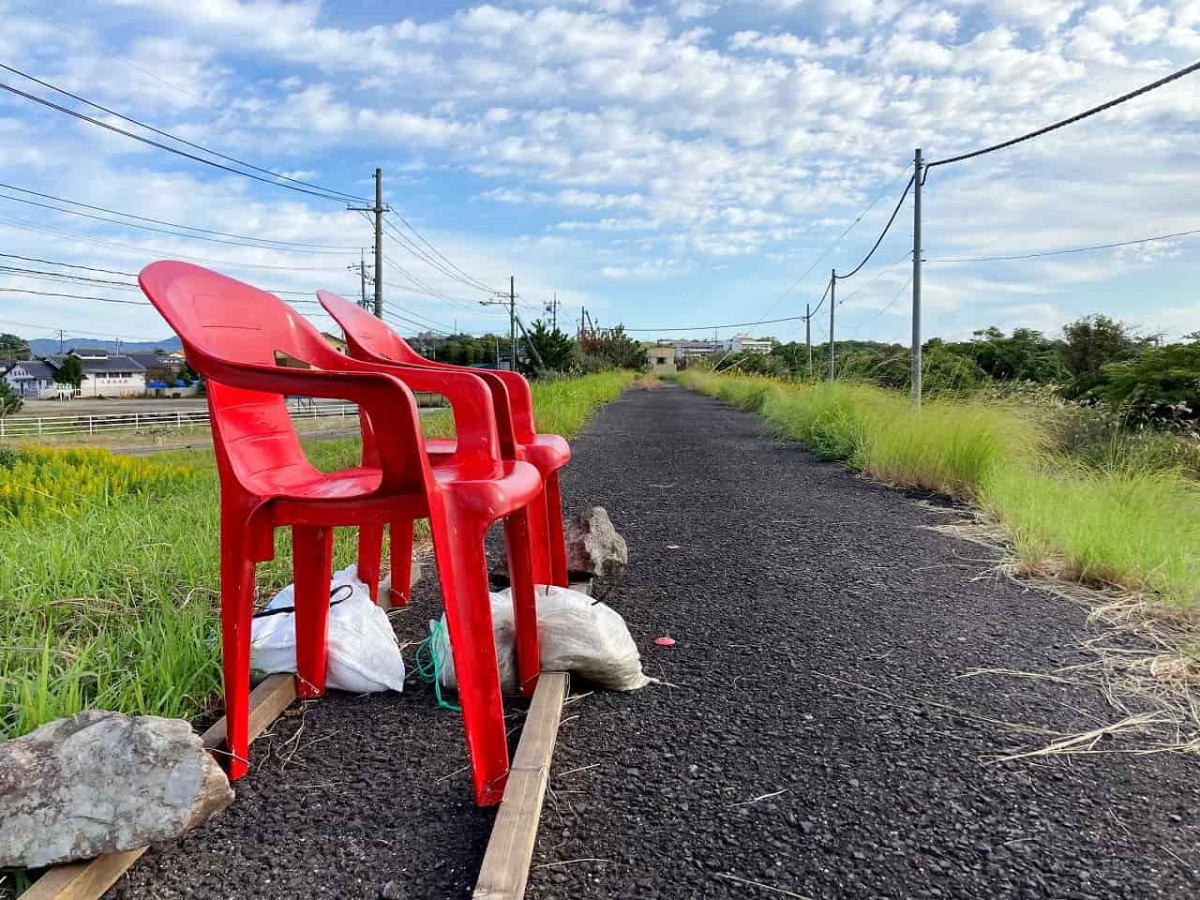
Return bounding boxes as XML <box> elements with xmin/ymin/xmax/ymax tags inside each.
<box><xmin>0</xmin><ymin>710</ymin><xmax>233</xmax><ymax>868</ymax></box>
<box><xmin>379</xmin><ymin>552</ymin><xmax>423</xmax><ymax>608</ymax></box>
<box><xmin>565</xmin><ymin>506</ymin><xmax>628</xmax><ymax>577</ymax></box>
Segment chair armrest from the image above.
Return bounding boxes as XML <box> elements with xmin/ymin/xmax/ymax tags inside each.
<box><xmin>199</xmin><ymin>356</ymin><xmax>425</xmax><ymax>493</ymax></box>
<box><xmin>488</xmin><ymin>371</ymin><xmax>538</xmax><ymax>443</ymax></box>
<box><xmin>335</xmin><ymin>356</ymin><xmax>501</xmax><ymax>461</ymax></box>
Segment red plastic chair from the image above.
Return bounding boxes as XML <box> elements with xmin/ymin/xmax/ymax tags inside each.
<box><xmin>317</xmin><ymin>290</ymin><xmax>572</xmax><ymax>592</ymax></box>
<box><xmin>139</xmin><ymin>261</ymin><xmax>542</xmax><ymax>806</ymax></box>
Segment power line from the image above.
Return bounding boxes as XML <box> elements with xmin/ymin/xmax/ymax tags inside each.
<box><xmin>0</xmin><ymin>215</ymin><xmax>352</xmax><ymax>272</ymax></box>
<box><xmin>386</xmin><ymin>211</ymin><xmax>501</xmax><ymax>294</ymax></box>
<box><xmin>845</xmin><ymin>275</ymin><xmax>913</xmax><ymax>335</ymax></box>
<box><xmin>927</xmin><ymin>226</ymin><xmax>1200</xmax><ymax>263</ymax></box>
<box><xmin>837</xmin><ymin>250</ymin><xmax>912</xmax><ymax>306</ymax></box>
<box><xmin>834</xmin><ymin>176</ymin><xmax>914</xmax><ymax>280</ymax></box>
<box><xmin>0</xmin><ymin>181</ymin><xmax>359</xmax><ymax>252</ymax></box>
<box><xmin>624</xmin><ymin>312</ymin><xmax>811</xmax><ymax>333</ymax></box>
<box><xmin>0</xmin><ymin>63</ymin><xmax>367</xmax><ymax>204</ymax></box>
<box><xmin>0</xmin><ymin>286</ymin><xmax>147</xmax><ymax>306</ymax></box>
<box><xmin>381</xmin><ymin>216</ymin><xmax>496</xmax><ymax>296</ymax></box>
<box><xmin>927</xmin><ymin>60</ymin><xmax>1200</xmax><ymax>169</ymax></box>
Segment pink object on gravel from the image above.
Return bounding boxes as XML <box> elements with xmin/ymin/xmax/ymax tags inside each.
<box><xmin>654</xmin><ymin>637</ymin><xmax>677</xmax><ymax>647</ymax></box>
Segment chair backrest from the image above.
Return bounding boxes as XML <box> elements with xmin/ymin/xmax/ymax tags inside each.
<box><xmin>316</xmin><ymin>290</ymin><xmax>426</xmax><ymax>364</ymax></box>
<box><xmin>139</xmin><ymin>261</ymin><xmax>349</xmax><ymax>492</ymax></box>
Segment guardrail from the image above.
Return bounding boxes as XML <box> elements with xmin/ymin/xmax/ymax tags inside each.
<box><xmin>0</xmin><ymin>396</ymin><xmax>443</xmax><ymax>440</ymax></box>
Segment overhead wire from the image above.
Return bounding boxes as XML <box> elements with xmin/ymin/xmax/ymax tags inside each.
<box><xmin>927</xmin><ymin>226</ymin><xmax>1200</xmax><ymax>263</ymax></box>
<box><xmin>0</xmin><ymin>181</ymin><xmax>359</xmax><ymax>252</ymax></box>
<box><xmin>926</xmin><ymin>60</ymin><xmax>1200</xmax><ymax>170</ymax></box>
<box><xmin>834</xmin><ymin>176</ymin><xmax>914</xmax><ymax>280</ymax></box>
<box><xmin>0</xmin><ymin>63</ymin><xmax>367</xmax><ymax>204</ymax></box>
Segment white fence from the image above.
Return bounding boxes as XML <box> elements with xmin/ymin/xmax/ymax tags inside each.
<box><xmin>0</xmin><ymin>401</ymin><xmax>365</xmax><ymax>439</ymax></box>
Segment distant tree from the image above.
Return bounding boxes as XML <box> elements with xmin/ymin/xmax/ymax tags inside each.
<box><xmin>520</xmin><ymin>319</ymin><xmax>576</xmax><ymax>375</ymax></box>
<box><xmin>579</xmin><ymin>325</ymin><xmax>646</xmax><ymax>371</ymax></box>
<box><xmin>716</xmin><ymin>352</ymin><xmax>789</xmax><ymax>377</ymax></box>
<box><xmin>969</xmin><ymin>326</ymin><xmax>1069</xmax><ymax>383</ymax></box>
<box><xmin>1098</xmin><ymin>334</ymin><xmax>1200</xmax><ymax>426</ymax></box>
<box><xmin>0</xmin><ymin>380</ymin><xmax>23</xmax><ymax>417</ymax></box>
<box><xmin>54</xmin><ymin>355</ymin><xmax>85</xmax><ymax>391</ymax></box>
<box><xmin>1061</xmin><ymin>315</ymin><xmax>1145</xmax><ymax>398</ymax></box>
<box><xmin>0</xmin><ymin>333</ymin><xmax>29</xmax><ymax>361</ymax></box>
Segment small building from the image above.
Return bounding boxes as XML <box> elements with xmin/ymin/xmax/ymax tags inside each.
<box><xmin>45</xmin><ymin>349</ymin><xmax>147</xmax><ymax>398</ymax></box>
<box><xmin>721</xmin><ymin>333</ymin><xmax>775</xmax><ymax>355</ymax></box>
<box><xmin>647</xmin><ymin>344</ymin><xmax>677</xmax><ymax>375</ymax></box>
<box><xmin>671</xmin><ymin>339</ymin><xmax>720</xmax><ymax>361</ymax></box>
<box><xmin>322</xmin><ymin>332</ymin><xmax>349</xmax><ymax>355</ymax></box>
<box><xmin>2</xmin><ymin>360</ymin><xmax>58</xmax><ymax>398</ymax></box>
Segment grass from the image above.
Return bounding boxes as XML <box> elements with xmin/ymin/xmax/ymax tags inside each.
<box><xmin>680</xmin><ymin>371</ymin><xmax>1200</xmax><ymax>607</ymax></box>
<box><xmin>0</xmin><ymin>371</ymin><xmax>635</xmax><ymax>741</ymax></box>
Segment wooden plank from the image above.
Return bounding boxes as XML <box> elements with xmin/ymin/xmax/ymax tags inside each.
<box><xmin>473</xmin><ymin>672</ymin><xmax>570</xmax><ymax>900</ymax></box>
<box><xmin>200</xmin><ymin>673</ymin><xmax>297</xmax><ymax>753</ymax></box>
<box><xmin>19</xmin><ymin>675</ymin><xmax>298</xmax><ymax>900</ymax></box>
<box><xmin>18</xmin><ymin>850</ymin><xmax>147</xmax><ymax>900</ymax></box>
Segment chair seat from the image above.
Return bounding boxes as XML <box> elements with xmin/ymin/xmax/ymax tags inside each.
<box><xmin>424</xmin><ymin>433</ymin><xmax>570</xmax><ymax>474</ymax></box>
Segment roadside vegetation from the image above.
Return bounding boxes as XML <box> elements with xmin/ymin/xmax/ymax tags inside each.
<box><xmin>679</xmin><ymin>371</ymin><xmax>1200</xmax><ymax>608</ymax></box>
<box><xmin>0</xmin><ymin>370</ymin><xmax>635</xmax><ymax>741</ymax></box>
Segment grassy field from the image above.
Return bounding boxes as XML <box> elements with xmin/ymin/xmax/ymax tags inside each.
<box><xmin>0</xmin><ymin>371</ymin><xmax>634</xmax><ymax>741</ymax></box>
<box><xmin>680</xmin><ymin>371</ymin><xmax>1200</xmax><ymax>607</ymax></box>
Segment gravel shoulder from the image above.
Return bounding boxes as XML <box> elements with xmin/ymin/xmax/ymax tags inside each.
<box><xmin>113</xmin><ymin>384</ymin><xmax>1198</xmax><ymax>899</ymax></box>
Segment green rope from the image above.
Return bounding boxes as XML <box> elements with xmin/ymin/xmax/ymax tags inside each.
<box><xmin>413</xmin><ymin>620</ymin><xmax>461</xmax><ymax>712</ymax></box>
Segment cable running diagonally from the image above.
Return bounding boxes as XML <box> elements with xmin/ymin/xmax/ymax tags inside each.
<box><xmin>834</xmin><ymin>176</ymin><xmax>914</xmax><ymax>280</ymax></box>
<box><xmin>927</xmin><ymin>226</ymin><xmax>1200</xmax><ymax>263</ymax></box>
<box><xmin>926</xmin><ymin>60</ymin><xmax>1200</xmax><ymax>169</ymax></box>
<box><xmin>0</xmin><ymin>63</ymin><xmax>367</xmax><ymax>203</ymax></box>
<box><xmin>0</xmin><ymin>181</ymin><xmax>359</xmax><ymax>251</ymax></box>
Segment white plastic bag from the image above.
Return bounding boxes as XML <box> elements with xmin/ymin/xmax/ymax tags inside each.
<box><xmin>432</xmin><ymin>585</ymin><xmax>648</xmax><ymax>694</ymax></box>
<box><xmin>251</xmin><ymin>564</ymin><xmax>406</xmax><ymax>693</ymax></box>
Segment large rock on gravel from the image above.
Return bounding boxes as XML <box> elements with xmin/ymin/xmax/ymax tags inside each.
<box><xmin>0</xmin><ymin>710</ymin><xmax>233</xmax><ymax>868</ymax></box>
<box><xmin>565</xmin><ymin>506</ymin><xmax>628</xmax><ymax>577</ymax></box>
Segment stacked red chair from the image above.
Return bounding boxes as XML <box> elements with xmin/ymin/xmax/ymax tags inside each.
<box><xmin>318</xmin><ymin>290</ymin><xmax>572</xmax><ymax>596</ymax></box>
<box><xmin>139</xmin><ymin>261</ymin><xmax>545</xmax><ymax>806</ymax></box>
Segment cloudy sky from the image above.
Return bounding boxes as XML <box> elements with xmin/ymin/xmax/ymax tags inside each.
<box><xmin>0</xmin><ymin>0</ymin><xmax>1197</xmax><ymax>348</ymax></box>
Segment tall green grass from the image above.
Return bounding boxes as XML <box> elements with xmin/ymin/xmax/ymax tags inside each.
<box><xmin>0</xmin><ymin>372</ymin><xmax>635</xmax><ymax>740</ymax></box>
<box><xmin>681</xmin><ymin>371</ymin><xmax>1200</xmax><ymax>606</ymax></box>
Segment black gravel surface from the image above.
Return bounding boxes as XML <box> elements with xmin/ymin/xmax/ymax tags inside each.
<box><xmin>112</xmin><ymin>385</ymin><xmax>1198</xmax><ymax>899</ymax></box>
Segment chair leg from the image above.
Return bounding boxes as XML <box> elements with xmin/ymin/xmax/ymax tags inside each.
<box><xmin>430</xmin><ymin>501</ymin><xmax>510</xmax><ymax>806</ymax></box>
<box><xmin>524</xmin><ymin>485</ymin><xmax>553</xmax><ymax>587</ymax></box>
<box><xmin>219</xmin><ymin>519</ymin><xmax>257</xmax><ymax>781</ymax></box>
<box><xmin>504</xmin><ymin>507</ymin><xmax>541</xmax><ymax>698</ymax></box>
<box><xmin>388</xmin><ymin>519</ymin><xmax>415</xmax><ymax>607</ymax></box>
<box><xmin>293</xmin><ymin>525</ymin><xmax>334</xmax><ymax>699</ymax></box>
<box><xmin>544</xmin><ymin>471</ymin><xmax>570</xmax><ymax>587</ymax></box>
<box><xmin>357</xmin><ymin>523</ymin><xmax>384</xmax><ymax>603</ymax></box>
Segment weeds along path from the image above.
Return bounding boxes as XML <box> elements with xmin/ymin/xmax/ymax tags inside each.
<box><xmin>113</xmin><ymin>384</ymin><xmax>1197</xmax><ymax>899</ymax></box>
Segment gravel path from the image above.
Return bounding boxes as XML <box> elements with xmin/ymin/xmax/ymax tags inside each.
<box><xmin>113</xmin><ymin>385</ymin><xmax>1198</xmax><ymax>899</ymax></box>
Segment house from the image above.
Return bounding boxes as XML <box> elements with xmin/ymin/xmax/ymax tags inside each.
<box><xmin>671</xmin><ymin>339</ymin><xmax>720</xmax><ymax>361</ymax></box>
<box><xmin>720</xmin><ymin>333</ymin><xmax>775</xmax><ymax>355</ymax></box>
<box><xmin>322</xmin><ymin>332</ymin><xmax>349</xmax><ymax>355</ymax></box>
<box><xmin>2</xmin><ymin>360</ymin><xmax>59</xmax><ymax>398</ymax></box>
<box><xmin>647</xmin><ymin>344</ymin><xmax>677</xmax><ymax>375</ymax></box>
<box><xmin>45</xmin><ymin>349</ymin><xmax>147</xmax><ymax>398</ymax></box>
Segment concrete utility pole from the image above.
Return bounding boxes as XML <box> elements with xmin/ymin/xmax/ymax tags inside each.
<box><xmin>57</xmin><ymin>329</ymin><xmax>65</xmax><ymax>353</ymax></box>
<box><xmin>828</xmin><ymin>270</ymin><xmax>836</xmax><ymax>380</ymax></box>
<box><xmin>805</xmin><ymin>302</ymin><xmax>813</xmax><ymax>377</ymax></box>
<box><xmin>912</xmin><ymin>147</ymin><xmax>923</xmax><ymax>405</ymax></box>
<box><xmin>545</xmin><ymin>292</ymin><xmax>559</xmax><ymax>330</ymax></box>
<box><xmin>373</xmin><ymin>169</ymin><xmax>384</xmax><ymax>319</ymax></box>
<box><xmin>480</xmin><ymin>275</ymin><xmax>518</xmax><ymax>370</ymax></box>
<box><xmin>347</xmin><ymin>169</ymin><xmax>389</xmax><ymax>319</ymax></box>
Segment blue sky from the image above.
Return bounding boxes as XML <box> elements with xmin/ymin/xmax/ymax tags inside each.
<box><xmin>0</xmin><ymin>0</ymin><xmax>1197</xmax><ymax>348</ymax></box>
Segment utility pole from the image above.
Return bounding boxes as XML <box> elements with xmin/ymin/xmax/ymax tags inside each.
<box><xmin>347</xmin><ymin>169</ymin><xmax>389</xmax><ymax>319</ymax></box>
<box><xmin>57</xmin><ymin>329</ymin><xmax>65</xmax><ymax>353</ymax></box>
<box><xmin>544</xmin><ymin>292</ymin><xmax>559</xmax><ymax>330</ymax></box>
<box><xmin>912</xmin><ymin>147</ymin><xmax>923</xmax><ymax>405</ymax></box>
<box><xmin>828</xmin><ymin>270</ymin><xmax>836</xmax><ymax>380</ymax></box>
<box><xmin>480</xmin><ymin>275</ymin><xmax>518</xmax><ymax>370</ymax></box>
<box><xmin>805</xmin><ymin>302</ymin><xmax>813</xmax><ymax>377</ymax></box>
